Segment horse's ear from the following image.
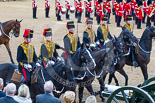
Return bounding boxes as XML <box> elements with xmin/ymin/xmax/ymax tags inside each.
<box><xmin>20</xmin><ymin>19</ymin><xmax>23</xmax><ymax>22</ymax></box>
<box><xmin>81</xmin><ymin>43</ymin><xmax>84</xmax><ymax>49</ymax></box>
<box><xmin>121</xmin><ymin>26</ymin><xmax>126</xmax><ymax>31</ymax></box>
<box><xmin>114</xmin><ymin>35</ymin><xmax>116</xmax><ymax>39</ymax></box>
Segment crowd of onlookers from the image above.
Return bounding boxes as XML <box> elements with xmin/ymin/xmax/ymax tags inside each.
<box><xmin>0</xmin><ymin>78</ymin><xmax>97</xmax><ymax>103</ymax></box>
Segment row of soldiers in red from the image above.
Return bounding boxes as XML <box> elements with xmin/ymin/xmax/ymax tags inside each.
<box><xmin>32</xmin><ymin>0</ymin><xmax>50</xmax><ymax>19</ymax></box>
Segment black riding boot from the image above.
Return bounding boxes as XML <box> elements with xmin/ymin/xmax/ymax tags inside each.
<box><xmin>131</xmin><ymin>46</ymin><xmax>138</xmax><ymax>67</ymax></box>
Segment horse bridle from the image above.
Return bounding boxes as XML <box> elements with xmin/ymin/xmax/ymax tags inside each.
<box><xmin>0</xmin><ymin>21</ymin><xmax>19</xmax><ymax>39</ymax></box>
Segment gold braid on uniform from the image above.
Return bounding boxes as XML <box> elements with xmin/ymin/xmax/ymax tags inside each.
<box><xmin>100</xmin><ymin>25</ymin><xmax>108</xmax><ymax>41</ymax></box>
<box><xmin>67</xmin><ymin>33</ymin><xmax>78</xmax><ymax>54</ymax></box>
<box><xmin>86</xmin><ymin>28</ymin><xmax>95</xmax><ymax>44</ymax></box>
<box><xmin>125</xmin><ymin>24</ymin><xmax>132</xmax><ymax>32</ymax></box>
<box><xmin>20</xmin><ymin>42</ymin><xmax>34</xmax><ymax>63</ymax></box>
<box><xmin>45</xmin><ymin>41</ymin><xmax>55</xmax><ymax>58</ymax></box>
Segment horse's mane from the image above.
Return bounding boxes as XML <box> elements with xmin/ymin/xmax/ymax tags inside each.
<box><xmin>2</xmin><ymin>20</ymin><xmax>14</xmax><ymax>25</ymax></box>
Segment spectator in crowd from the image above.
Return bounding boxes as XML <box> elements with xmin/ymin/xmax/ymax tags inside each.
<box><xmin>36</xmin><ymin>80</ymin><xmax>61</xmax><ymax>103</ymax></box>
<box><xmin>0</xmin><ymin>78</ymin><xmax>6</xmax><ymax>98</ymax></box>
<box><xmin>63</xmin><ymin>91</ymin><xmax>75</xmax><ymax>103</ymax></box>
<box><xmin>14</xmin><ymin>84</ymin><xmax>32</xmax><ymax>103</ymax></box>
<box><xmin>85</xmin><ymin>95</ymin><xmax>97</xmax><ymax>103</ymax></box>
<box><xmin>0</xmin><ymin>83</ymin><xmax>18</xmax><ymax>103</ymax></box>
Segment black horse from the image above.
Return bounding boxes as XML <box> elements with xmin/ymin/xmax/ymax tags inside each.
<box><xmin>75</xmin><ymin>40</ymin><xmax>115</xmax><ymax>103</ymax></box>
<box><xmin>0</xmin><ymin>63</ymin><xmax>75</xmax><ymax>103</ymax></box>
<box><xmin>107</xmin><ymin>26</ymin><xmax>155</xmax><ymax>86</ymax></box>
<box><xmin>0</xmin><ymin>44</ymin><xmax>95</xmax><ymax>103</ymax></box>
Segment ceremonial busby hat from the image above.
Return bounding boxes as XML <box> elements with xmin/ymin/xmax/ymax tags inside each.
<box><xmin>126</xmin><ymin>15</ymin><xmax>132</xmax><ymax>21</ymax></box>
<box><xmin>127</xmin><ymin>0</ymin><xmax>131</xmax><ymax>3</ymax></box>
<box><xmin>43</xmin><ymin>28</ymin><xmax>52</xmax><ymax>37</ymax></box>
<box><xmin>107</xmin><ymin>0</ymin><xmax>111</xmax><ymax>1</ymax></box>
<box><xmin>67</xmin><ymin>21</ymin><xmax>75</xmax><ymax>29</ymax></box>
<box><xmin>147</xmin><ymin>0</ymin><xmax>152</xmax><ymax>6</ymax></box>
<box><xmin>98</xmin><ymin>0</ymin><xmax>103</xmax><ymax>3</ymax></box>
<box><xmin>101</xmin><ymin>14</ymin><xmax>108</xmax><ymax>21</ymax></box>
<box><xmin>118</xmin><ymin>0</ymin><xmax>123</xmax><ymax>3</ymax></box>
<box><xmin>86</xmin><ymin>18</ymin><xmax>93</xmax><ymax>24</ymax></box>
<box><xmin>23</xmin><ymin>29</ymin><xmax>33</xmax><ymax>38</ymax></box>
<box><xmin>138</xmin><ymin>0</ymin><xmax>143</xmax><ymax>6</ymax></box>
<box><xmin>136</xmin><ymin>0</ymin><xmax>139</xmax><ymax>4</ymax></box>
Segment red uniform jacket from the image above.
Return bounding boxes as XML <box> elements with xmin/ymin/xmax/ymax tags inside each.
<box><xmin>117</xmin><ymin>4</ymin><xmax>123</xmax><ymax>16</ymax></box>
<box><xmin>65</xmin><ymin>0</ymin><xmax>71</xmax><ymax>10</ymax></box>
<box><xmin>125</xmin><ymin>3</ymin><xmax>131</xmax><ymax>19</ymax></box>
<box><xmin>143</xmin><ymin>1</ymin><xmax>147</xmax><ymax>13</ymax></box>
<box><xmin>103</xmin><ymin>1</ymin><xmax>107</xmax><ymax>9</ymax></box>
<box><xmin>145</xmin><ymin>6</ymin><xmax>153</xmax><ymax>17</ymax></box>
<box><xmin>136</xmin><ymin>7</ymin><xmax>143</xmax><ymax>19</ymax></box>
<box><xmin>88</xmin><ymin>2</ymin><xmax>92</xmax><ymax>13</ymax></box>
<box><xmin>32</xmin><ymin>0</ymin><xmax>37</xmax><ymax>8</ymax></box>
<box><xmin>56</xmin><ymin>1</ymin><xmax>62</xmax><ymax>11</ymax></box>
<box><xmin>131</xmin><ymin>0</ymin><xmax>136</xmax><ymax>9</ymax></box>
<box><xmin>77</xmin><ymin>2</ymin><xmax>82</xmax><ymax>12</ymax></box>
<box><xmin>106</xmin><ymin>2</ymin><xmax>112</xmax><ymax>13</ymax></box>
<box><xmin>74</xmin><ymin>1</ymin><xmax>78</xmax><ymax>8</ymax></box>
<box><xmin>96</xmin><ymin>3</ymin><xmax>102</xmax><ymax>15</ymax></box>
<box><xmin>45</xmin><ymin>0</ymin><xmax>50</xmax><ymax>8</ymax></box>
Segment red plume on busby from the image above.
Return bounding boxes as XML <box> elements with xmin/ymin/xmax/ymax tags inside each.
<box><xmin>24</xmin><ymin>29</ymin><xmax>30</xmax><ymax>37</ymax></box>
<box><xmin>23</xmin><ymin>29</ymin><xmax>33</xmax><ymax>38</ymax></box>
<box><xmin>43</xmin><ymin>28</ymin><xmax>52</xmax><ymax>36</ymax></box>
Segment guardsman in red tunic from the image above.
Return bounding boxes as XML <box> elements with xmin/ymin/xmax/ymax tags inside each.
<box><xmin>131</xmin><ymin>0</ymin><xmax>136</xmax><ymax>18</ymax></box>
<box><xmin>106</xmin><ymin>0</ymin><xmax>112</xmax><ymax>24</ymax></box>
<box><xmin>116</xmin><ymin>0</ymin><xmax>123</xmax><ymax>27</ymax></box>
<box><xmin>142</xmin><ymin>0</ymin><xmax>147</xmax><ymax>23</ymax></box>
<box><xmin>56</xmin><ymin>0</ymin><xmax>62</xmax><ymax>21</ymax></box>
<box><xmin>94</xmin><ymin>0</ymin><xmax>97</xmax><ymax>16</ymax></box>
<box><xmin>114</xmin><ymin>0</ymin><xmax>118</xmax><ymax>22</ymax></box>
<box><xmin>45</xmin><ymin>0</ymin><xmax>50</xmax><ymax>18</ymax></box>
<box><xmin>84</xmin><ymin>0</ymin><xmax>88</xmax><ymax>17</ymax></box>
<box><xmin>65</xmin><ymin>0</ymin><xmax>71</xmax><ymax>20</ymax></box>
<box><xmin>124</xmin><ymin>0</ymin><xmax>131</xmax><ymax>20</ymax></box>
<box><xmin>103</xmin><ymin>0</ymin><xmax>107</xmax><ymax>13</ymax></box>
<box><xmin>74</xmin><ymin>0</ymin><xmax>78</xmax><ymax>18</ymax></box>
<box><xmin>87</xmin><ymin>0</ymin><xmax>93</xmax><ymax>18</ymax></box>
<box><xmin>77</xmin><ymin>0</ymin><xmax>83</xmax><ymax>23</ymax></box>
<box><xmin>32</xmin><ymin>0</ymin><xmax>37</xmax><ymax>19</ymax></box>
<box><xmin>146</xmin><ymin>0</ymin><xmax>153</xmax><ymax>27</ymax></box>
<box><xmin>136</xmin><ymin>1</ymin><xmax>143</xmax><ymax>29</ymax></box>
<box><xmin>96</xmin><ymin>0</ymin><xmax>103</xmax><ymax>25</ymax></box>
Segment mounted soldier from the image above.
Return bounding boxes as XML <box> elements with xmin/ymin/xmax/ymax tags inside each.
<box><xmin>123</xmin><ymin>15</ymin><xmax>133</xmax><ymax>31</ymax></box>
<box><xmin>39</xmin><ymin>28</ymin><xmax>61</xmax><ymax>68</ymax></box>
<box><xmin>97</xmin><ymin>15</ymin><xmax>113</xmax><ymax>47</ymax></box>
<box><xmin>63</xmin><ymin>21</ymin><xmax>81</xmax><ymax>68</ymax></box>
<box><xmin>17</xmin><ymin>29</ymin><xmax>40</xmax><ymax>86</ymax></box>
<box><xmin>83</xmin><ymin>18</ymin><xmax>100</xmax><ymax>51</ymax></box>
